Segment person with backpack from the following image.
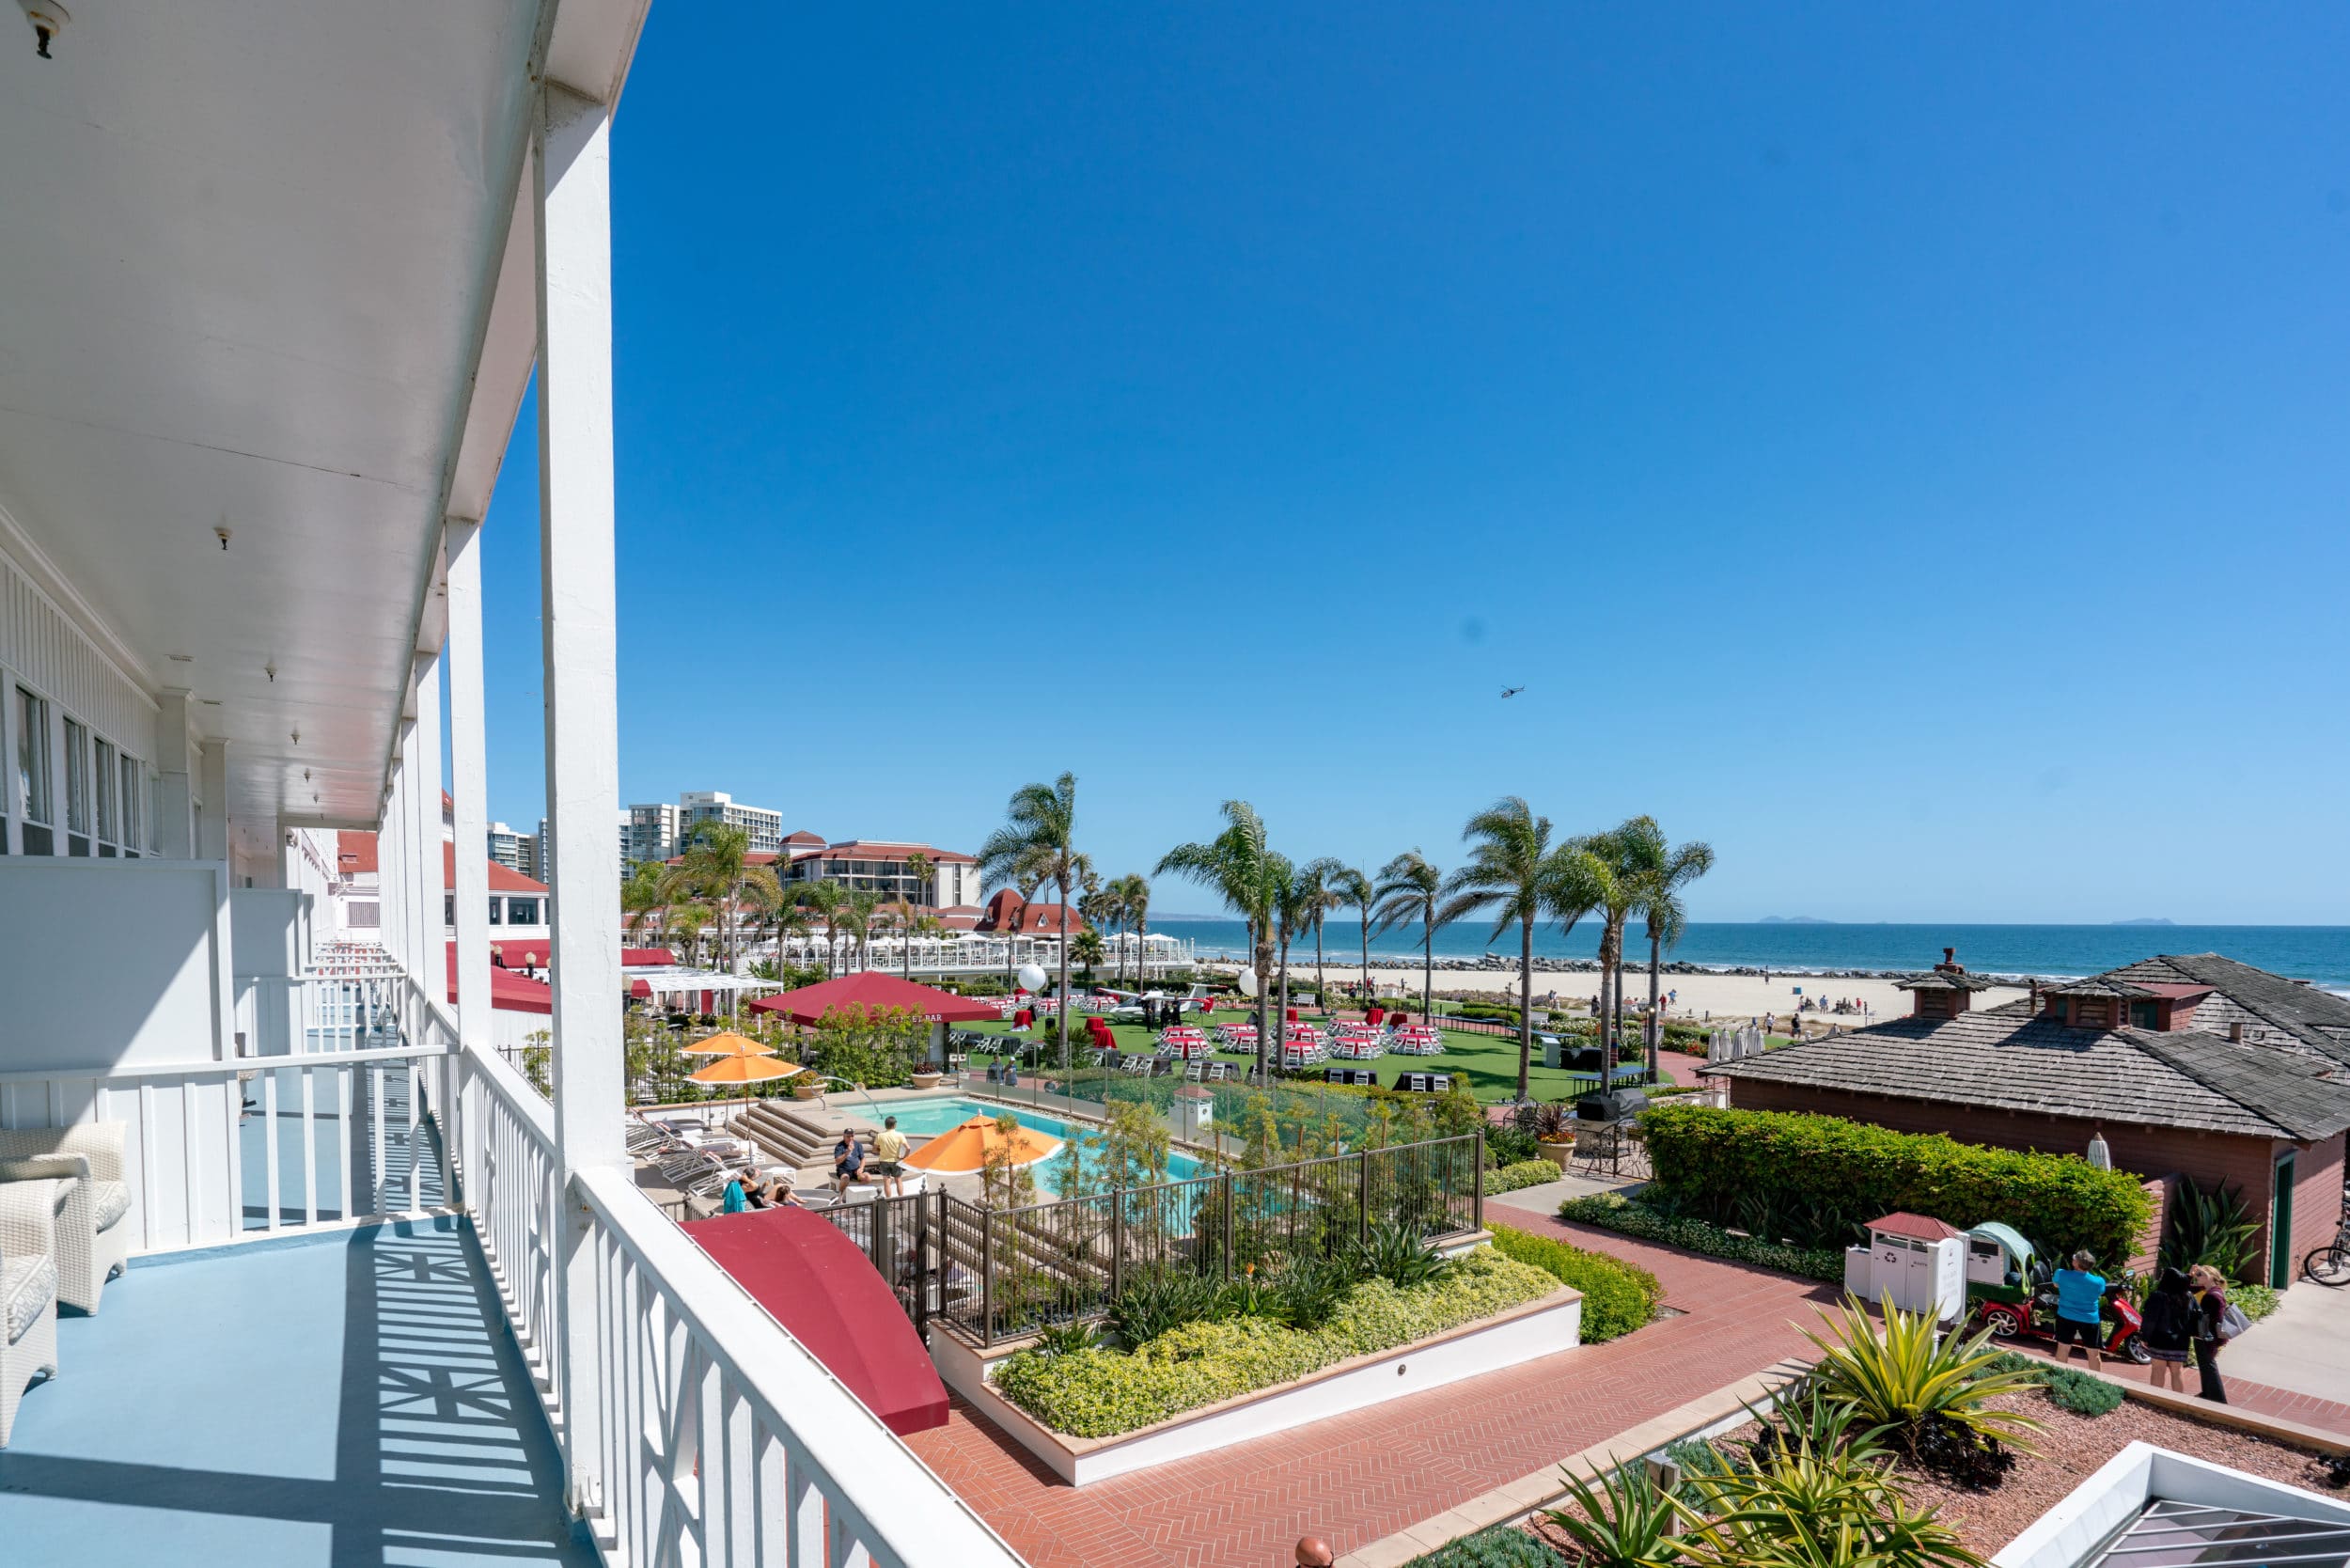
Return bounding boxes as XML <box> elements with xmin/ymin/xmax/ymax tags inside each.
<box><xmin>2189</xmin><ymin>1263</ymin><xmax>2248</xmax><ymax>1403</ymax></box>
<box><xmin>2139</xmin><ymin>1267</ymin><xmax>2194</xmax><ymax>1391</ymax></box>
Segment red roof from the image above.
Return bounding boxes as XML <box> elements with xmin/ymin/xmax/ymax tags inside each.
<box><xmin>446</xmin><ymin>840</ymin><xmax>548</xmax><ymax>894</ymax></box>
<box><xmin>782</xmin><ymin>830</ymin><xmax>826</xmax><ymax>846</ymax></box>
<box><xmin>791</xmin><ymin>840</ymin><xmax>976</xmax><ymax>867</ymax></box>
<box><xmin>622</xmin><ymin>948</ymin><xmax>679</xmax><ymax>967</ymax></box>
<box><xmin>2132</xmin><ymin>983</ymin><xmax>2217</xmax><ymax>1002</ymax></box>
<box><xmin>1869</xmin><ymin>1213</ymin><xmax>1963</xmax><ymax>1242</ymax></box>
<box><xmin>682</xmin><ymin>1208</ymin><xmax>948</xmax><ymax>1435</ymax></box>
<box><xmin>976</xmin><ymin>891</ymin><xmax>1086</xmax><ymax>935</ymax></box>
<box><xmin>747</xmin><ymin>972</ymin><xmax>1000</xmax><ymax>1026</ymax></box>
<box><xmin>337</xmin><ymin>830</ymin><xmax>378</xmax><ymax>874</ymax></box>
<box><xmin>446</xmin><ymin>942</ymin><xmax>553</xmax><ymax>1014</ymax></box>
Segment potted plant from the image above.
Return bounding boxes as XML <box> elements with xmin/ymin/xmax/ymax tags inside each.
<box><xmin>1528</xmin><ymin>1102</ymin><xmax>1575</xmax><ymax>1168</ymax></box>
<box><xmin>911</xmin><ymin>1067</ymin><xmax>943</xmax><ymax>1090</ymax></box>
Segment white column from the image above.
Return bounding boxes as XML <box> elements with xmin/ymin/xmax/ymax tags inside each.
<box><xmin>384</xmin><ymin>742</ymin><xmax>410</xmax><ymax>970</ymax></box>
<box><xmin>413</xmin><ymin>647</ymin><xmax>447</xmax><ymax>1004</ymax></box>
<box><xmin>537</xmin><ymin>79</ymin><xmax>623</xmax><ymax>1514</ymax></box>
<box><xmin>446</xmin><ymin>521</ymin><xmax>494</xmax><ymax>1050</ymax></box>
<box><xmin>405</xmin><ymin>707</ymin><xmax>433</xmax><ymax>984</ymax></box>
<box><xmin>154</xmin><ymin>691</ymin><xmax>196</xmax><ymax>857</ymax></box>
<box><xmin>196</xmin><ymin>740</ymin><xmax>230</xmax><ymax>862</ymax></box>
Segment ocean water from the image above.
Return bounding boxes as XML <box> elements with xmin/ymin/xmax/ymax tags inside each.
<box><xmin>1150</xmin><ymin>919</ymin><xmax>2350</xmax><ymax>989</ymax></box>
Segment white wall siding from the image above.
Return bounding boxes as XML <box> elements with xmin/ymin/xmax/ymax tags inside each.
<box><xmin>0</xmin><ymin>540</ymin><xmax>156</xmax><ymax>762</ymax></box>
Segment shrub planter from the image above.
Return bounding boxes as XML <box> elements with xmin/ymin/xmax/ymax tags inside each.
<box><xmin>932</xmin><ymin>1286</ymin><xmax>1582</xmax><ymax>1486</ymax></box>
<box><xmin>909</xmin><ymin>1070</ymin><xmax>942</xmax><ymax>1090</ymax></box>
<box><xmin>1538</xmin><ymin>1137</ymin><xmax>1575</xmax><ymax>1168</ymax></box>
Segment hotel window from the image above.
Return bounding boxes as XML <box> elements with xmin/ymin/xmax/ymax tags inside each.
<box><xmin>487</xmin><ymin>898</ymin><xmax>502</xmax><ymax>925</ymax></box>
<box><xmin>126</xmin><ymin>755</ymin><xmax>149</xmax><ymax>856</ymax></box>
<box><xmin>445</xmin><ymin>894</ymin><xmax>456</xmax><ymax>927</ymax></box>
<box><xmin>94</xmin><ymin>738</ymin><xmax>118</xmax><ymax>851</ymax></box>
<box><xmin>63</xmin><ymin>717</ymin><xmax>91</xmax><ymax>855</ymax></box>
<box><xmin>17</xmin><ymin>687</ymin><xmax>53</xmax><ymax>855</ymax></box>
<box><xmin>2128</xmin><ymin>999</ymin><xmax>2159</xmax><ymax>1030</ymax></box>
<box><xmin>508</xmin><ymin>898</ymin><xmax>540</xmax><ymax>925</ymax></box>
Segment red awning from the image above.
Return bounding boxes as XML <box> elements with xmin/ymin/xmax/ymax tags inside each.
<box><xmin>683</xmin><ymin>1208</ymin><xmax>949</xmax><ymax>1435</ymax></box>
<box><xmin>445</xmin><ymin>942</ymin><xmax>553</xmax><ymax>1013</ymax></box>
<box><xmin>746</xmin><ymin>972</ymin><xmax>1000</xmax><ymax>1026</ymax></box>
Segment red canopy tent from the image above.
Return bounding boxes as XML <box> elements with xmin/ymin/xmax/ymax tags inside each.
<box><xmin>746</xmin><ymin>972</ymin><xmax>1000</xmax><ymax>1026</ymax></box>
<box><xmin>682</xmin><ymin>1207</ymin><xmax>948</xmax><ymax>1435</ymax></box>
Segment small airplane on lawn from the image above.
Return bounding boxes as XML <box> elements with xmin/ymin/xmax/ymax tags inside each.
<box><xmin>1500</xmin><ymin>684</ymin><xmax>1525</xmax><ymax>699</ymax></box>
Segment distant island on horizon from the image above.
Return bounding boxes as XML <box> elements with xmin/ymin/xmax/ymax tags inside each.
<box><xmin>2110</xmin><ymin>918</ymin><xmax>2177</xmax><ymax>927</ymax></box>
<box><xmin>1758</xmin><ymin>916</ymin><xmax>1833</xmax><ymax>925</ymax></box>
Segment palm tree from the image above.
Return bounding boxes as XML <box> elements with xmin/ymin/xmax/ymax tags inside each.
<box><xmin>1109</xmin><ymin>872</ymin><xmax>1151</xmax><ymax>986</ymax></box>
<box><xmin>1272</xmin><ymin>855</ymin><xmax>1314</xmax><ymax>1039</ymax></box>
<box><xmin>797</xmin><ymin>879</ymin><xmax>847</xmax><ymax>979</ymax></box>
<box><xmin>1297</xmin><ymin>858</ymin><xmax>1349</xmax><ymax>1016</ymax></box>
<box><xmin>1157</xmin><ymin>801</ymin><xmax>1284</xmax><ymax>1082</ymax></box>
<box><xmin>621</xmin><ymin>859</ymin><xmax>671</xmax><ymax>948</ymax></box>
<box><xmin>842</xmin><ymin>888</ymin><xmax>880</xmax><ymax>972</ymax></box>
<box><xmin>1371</xmin><ymin>851</ymin><xmax>1445</xmax><ymax>1023</ymax></box>
<box><xmin>901</xmin><ymin>849</ymin><xmax>932</xmax><ymax>913</ymax></box>
<box><xmin>977</xmin><ymin>774</ymin><xmax>1083</xmax><ymax>1073</ymax></box>
<box><xmin>1071</xmin><ymin>929</ymin><xmax>1106</xmax><ymax>985</ymax></box>
<box><xmin>659</xmin><ymin>823</ymin><xmax>783</xmax><ymax>990</ymax></box>
<box><xmin>885</xmin><ymin>895</ymin><xmax>923</xmax><ymax>979</ymax></box>
<box><xmin>1575</xmin><ymin>822</ymin><xmax>1649</xmax><ymax>1093</ymax></box>
<box><xmin>1624</xmin><ymin>821</ymin><xmax>1716</xmax><ymax>1079</ymax></box>
<box><xmin>1441</xmin><ymin>798</ymin><xmax>1564</xmax><ymax>1102</ymax></box>
<box><xmin>1325</xmin><ymin>864</ymin><xmax>1373</xmax><ymax>1005</ymax></box>
<box><xmin>771</xmin><ymin>901</ymin><xmax>812</xmax><ymax>974</ymax></box>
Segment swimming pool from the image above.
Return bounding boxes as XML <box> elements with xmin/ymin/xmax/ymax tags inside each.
<box><xmin>876</xmin><ymin>1096</ymin><xmax>1205</xmax><ymax>1192</ymax></box>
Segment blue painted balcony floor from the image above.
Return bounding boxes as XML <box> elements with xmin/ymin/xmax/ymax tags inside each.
<box><xmin>0</xmin><ymin>1219</ymin><xmax>597</xmax><ymax>1568</ymax></box>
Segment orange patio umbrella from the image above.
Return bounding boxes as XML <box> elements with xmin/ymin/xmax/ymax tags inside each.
<box><xmin>685</xmin><ymin>1052</ymin><xmax>803</xmax><ymax>1114</ymax></box>
<box><xmin>682</xmin><ymin>1031</ymin><xmax>776</xmax><ymax>1058</ymax></box>
<box><xmin>904</xmin><ymin>1115</ymin><xmax>1062</xmax><ymax>1174</ymax></box>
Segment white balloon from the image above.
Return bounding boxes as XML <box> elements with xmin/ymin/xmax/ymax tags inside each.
<box><xmin>1235</xmin><ymin>967</ymin><xmax>1259</xmax><ymax>997</ymax></box>
<box><xmin>1015</xmin><ymin>963</ymin><xmax>1048</xmax><ymax>993</ymax></box>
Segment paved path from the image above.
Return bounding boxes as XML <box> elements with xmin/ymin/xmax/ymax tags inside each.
<box><xmin>2218</xmin><ymin>1281</ymin><xmax>2350</xmax><ymax>1411</ymax></box>
<box><xmin>907</xmin><ymin>1214</ymin><xmax>1837</xmax><ymax>1568</ymax></box>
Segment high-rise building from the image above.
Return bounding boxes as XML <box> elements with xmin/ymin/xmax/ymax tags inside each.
<box><xmin>486</xmin><ymin>820</ymin><xmax>535</xmax><ymax>879</ymax></box>
<box><xmin>622</xmin><ymin>802</ymin><xmax>680</xmax><ymax>865</ymax></box>
<box><xmin>675</xmin><ymin>790</ymin><xmax>781</xmax><ymax>855</ymax></box>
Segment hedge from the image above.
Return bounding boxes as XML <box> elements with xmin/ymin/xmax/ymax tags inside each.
<box><xmin>1487</xmin><ymin>1222</ymin><xmax>1661</xmax><ymax>1341</ymax></box>
<box><xmin>1638</xmin><ymin>1104</ymin><xmax>2154</xmax><ymax>1263</ymax></box>
<box><xmin>1986</xmin><ymin>1351</ymin><xmax>2123</xmax><ymax>1417</ymax></box>
<box><xmin>1484</xmin><ymin>1159</ymin><xmax>1564</xmax><ymax>1196</ymax></box>
<box><xmin>1558</xmin><ymin>1192</ymin><xmax>1845</xmax><ymax>1281</ymax></box>
<box><xmin>1406</xmin><ymin>1528</ymin><xmax>1566</xmax><ymax>1567</ymax></box>
<box><xmin>992</xmin><ymin>1249</ymin><xmax>1558</xmax><ymax>1436</ymax></box>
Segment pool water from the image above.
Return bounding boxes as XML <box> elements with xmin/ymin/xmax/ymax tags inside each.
<box><xmin>877</xmin><ymin>1096</ymin><xmax>1205</xmax><ymax>1193</ymax></box>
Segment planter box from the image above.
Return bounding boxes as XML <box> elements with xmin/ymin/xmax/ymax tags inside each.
<box><xmin>932</xmin><ymin>1286</ymin><xmax>1582</xmax><ymax>1486</ymax></box>
<box><xmin>1538</xmin><ymin>1138</ymin><xmax>1575</xmax><ymax>1168</ymax></box>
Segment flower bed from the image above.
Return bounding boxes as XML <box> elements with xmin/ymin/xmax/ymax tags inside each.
<box><xmin>1487</xmin><ymin>1222</ymin><xmax>1661</xmax><ymax>1341</ymax></box>
<box><xmin>1558</xmin><ymin>1190</ymin><xmax>1843</xmax><ymax>1281</ymax></box>
<box><xmin>992</xmin><ymin>1248</ymin><xmax>1559</xmax><ymax>1437</ymax></box>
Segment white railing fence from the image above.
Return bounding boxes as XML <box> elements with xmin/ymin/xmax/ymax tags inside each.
<box><xmin>444</xmin><ymin>1033</ymin><xmax>1025</xmax><ymax>1567</ymax></box>
<box><xmin>235</xmin><ymin>971</ymin><xmax>414</xmax><ymax>1056</ymax></box>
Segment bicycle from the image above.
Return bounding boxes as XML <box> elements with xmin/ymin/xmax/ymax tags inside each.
<box><xmin>2306</xmin><ymin>1210</ymin><xmax>2350</xmax><ymax>1288</ymax></box>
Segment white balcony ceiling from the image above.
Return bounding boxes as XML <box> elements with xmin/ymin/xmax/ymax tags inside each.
<box><xmin>0</xmin><ymin>0</ymin><xmax>643</xmax><ymax>857</ymax></box>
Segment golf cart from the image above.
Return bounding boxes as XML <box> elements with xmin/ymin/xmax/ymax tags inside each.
<box><xmin>1965</xmin><ymin>1222</ymin><xmax>2149</xmax><ymax>1363</ymax></box>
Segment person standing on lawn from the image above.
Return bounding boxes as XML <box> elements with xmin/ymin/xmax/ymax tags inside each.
<box><xmin>2139</xmin><ymin>1266</ymin><xmax>2194</xmax><ymax>1391</ymax></box>
<box><xmin>2050</xmin><ymin>1249</ymin><xmax>2108</xmax><ymax>1371</ymax></box>
<box><xmin>2190</xmin><ymin>1264</ymin><xmax>2232</xmax><ymax>1403</ymax></box>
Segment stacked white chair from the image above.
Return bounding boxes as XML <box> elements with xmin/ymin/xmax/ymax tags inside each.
<box><xmin>0</xmin><ymin>1179</ymin><xmax>62</xmax><ymax>1448</ymax></box>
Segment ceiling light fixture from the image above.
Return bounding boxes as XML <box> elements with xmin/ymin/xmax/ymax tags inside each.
<box><xmin>214</xmin><ymin>524</ymin><xmax>231</xmax><ymax>551</ymax></box>
<box><xmin>19</xmin><ymin>2</ymin><xmax>68</xmax><ymax>59</ymax></box>
<box><xmin>290</xmin><ymin>728</ymin><xmax>301</xmax><ymax>745</ymax></box>
<box><xmin>264</xmin><ymin>662</ymin><xmax>276</xmax><ymax>683</ymax></box>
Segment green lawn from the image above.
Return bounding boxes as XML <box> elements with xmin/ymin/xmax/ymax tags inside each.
<box><xmin>954</xmin><ymin>1014</ymin><xmax>1650</xmax><ymax>1104</ymax></box>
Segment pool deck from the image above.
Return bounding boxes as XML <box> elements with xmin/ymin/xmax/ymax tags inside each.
<box><xmin>0</xmin><ymin>1085</ymin><xmax>592</xmax><ymax>1568</ymax></box>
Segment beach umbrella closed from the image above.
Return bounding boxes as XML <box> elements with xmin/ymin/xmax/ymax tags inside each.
<box><xmin>682</xmin><ymin>1031</ymin><xmax>776</xmax><ymax>1058</ymax></box>
<box><xmin>903</xmin><ymin>1115</ymin><xmax>1062</xmax><ymax>1174</ymax></box>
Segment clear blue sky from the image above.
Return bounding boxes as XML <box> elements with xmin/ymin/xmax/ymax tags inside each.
<box><xmin>471</xmin><ymin>3</ymin><xmax>2350</xmax><ymax>925</ymax></box>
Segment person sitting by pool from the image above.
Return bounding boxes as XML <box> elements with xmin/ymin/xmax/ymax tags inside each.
<box><xmin>870</xmin><ymin>1116</ymin><xmax>911</xmax><ymax>1199</ymax></box>
<box><xmin>831</xmin><ymin>1131</ymin><xmax>867</xmax><ymax>1196</ymax></box>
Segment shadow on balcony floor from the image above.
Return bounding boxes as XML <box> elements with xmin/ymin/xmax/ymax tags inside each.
<box><xmin>0</xmin><ymin>1216</ymin><xmax>595</xmax><ymax>1567</ymax></box>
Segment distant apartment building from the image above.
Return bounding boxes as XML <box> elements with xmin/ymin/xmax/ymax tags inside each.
<box><xmin>622</xmin><ymin>801</ymin><xmax>680</xmax><ymax>865</ymax></box>
<box><xmin>781</xmin><ymin>838</ymin><xmax>982</xmax><ymax>909</ymax></box>
<box><xmin>677</xmin><ymin>790</ymin><xmax>781</xmax><ymax>854</ymax></box>
<box><xmin>486</xmin><ymin>820</ymin><xmax>537</xmax><ymax>880</ymax></box>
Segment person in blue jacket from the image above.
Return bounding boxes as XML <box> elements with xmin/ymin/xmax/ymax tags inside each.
<box><xmin>2050</xmin><ymin>1249</ymin><xmax>2107</xmax><ymax>1370</ymax></box>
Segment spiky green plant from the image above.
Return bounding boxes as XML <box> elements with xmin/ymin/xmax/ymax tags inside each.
<box><xmin>2160</xmin><ymin>1180</ymin><xmax>2260</xmax><ymax>1281</ymax></box>
<box><xmin>1540</xmin><ymin>1459</ymin><xmax>1681</xmax><ymax>1568</ymax></box>
<box><xmin>1799</xmin><ymin>1297</ymin><xmax>2044</xmax><ymax>1462</ymax></box>
<box><xmin>1669</xmin><ymin>1410</ymin><xmax>1983</xmax><ymax>1568</ymax></box>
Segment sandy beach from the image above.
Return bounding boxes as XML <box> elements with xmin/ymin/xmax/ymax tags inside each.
<box><xmin>1205</xmin><ymin>961</ymin><xmax>2028</xmax><ymax>1027</ymax></box>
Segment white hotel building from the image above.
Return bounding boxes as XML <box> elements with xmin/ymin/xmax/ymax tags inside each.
<box><xmin>0</xmin><ymin>8</ymin><xmax>1015</xmax><ymax>1565</ymax></box>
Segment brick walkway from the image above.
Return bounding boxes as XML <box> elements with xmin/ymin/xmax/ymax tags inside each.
<box><xmin>907</xmin><ymin>1215</ymin><xmax>1838</xmax><ymax>1568</ymax></box>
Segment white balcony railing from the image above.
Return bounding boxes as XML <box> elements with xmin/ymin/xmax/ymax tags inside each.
<box><xmin>444</xmin><ymin>998</ymin><xmax>1026</xmax><ymax>1567</ymax></box>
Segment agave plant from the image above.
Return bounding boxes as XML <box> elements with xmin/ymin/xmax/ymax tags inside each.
<box><xmin>1799</xmin><ymin>1297</ymin><xmax>2044</xmax><ymax>1466</ymax></box>
<box><xmin>1671</xmin><ymin>1405</ymin><xmax>1984</xmax><ymax>1568</ymax></box>
<box><xmin>1541</xmin><ymin>1459</ymin><xmax>1682</xmax><ymax>1568</ymax></box>
<box><xmin>1030</xmin><ymin>1320</ymin><xmax>1101</xmax><ymax>1357</ymax></box>
<box><xmin>2160</xmin><ymin>1180</ymin><xmax>2259</xmax><ymax>1281</ymax></box>
<box><xmin>1356</xmin><ymin>1219</ymin><xmax>1456</xmax><ymax>1288</ymax></box>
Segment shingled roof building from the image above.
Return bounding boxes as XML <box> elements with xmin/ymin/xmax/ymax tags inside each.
<box><xmin>1703</xmin><ymin>950</ymin><xmax>2350</xmax><ymax>1288</ymax></box>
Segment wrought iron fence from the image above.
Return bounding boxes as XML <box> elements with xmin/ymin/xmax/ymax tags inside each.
<box><xmin>932</xmin><ymin>1133</ymin><xmax>1483</xmax><ymax>1346</ymax></box>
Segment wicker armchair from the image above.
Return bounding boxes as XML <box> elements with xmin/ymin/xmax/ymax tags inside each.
<box><xmin>0</xmin><ymin>1179</ymin><xmax>63</xmax><ymax>1448</ymax></box>
<box><xmin>0</xmin><ymin>1123</ymin><xmax>132</xmax><ymax>1312</ymax></box>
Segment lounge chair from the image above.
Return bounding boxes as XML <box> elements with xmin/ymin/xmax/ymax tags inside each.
<box><xmin>0</xmin><ymin>1180</ymin><xmax>63</xmax><ymax>1448</ymax></box>
<box><xmin>0</xmin><ymin>1123</ymin><xmax>132</xmax><ymax>1313</ymax></box>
